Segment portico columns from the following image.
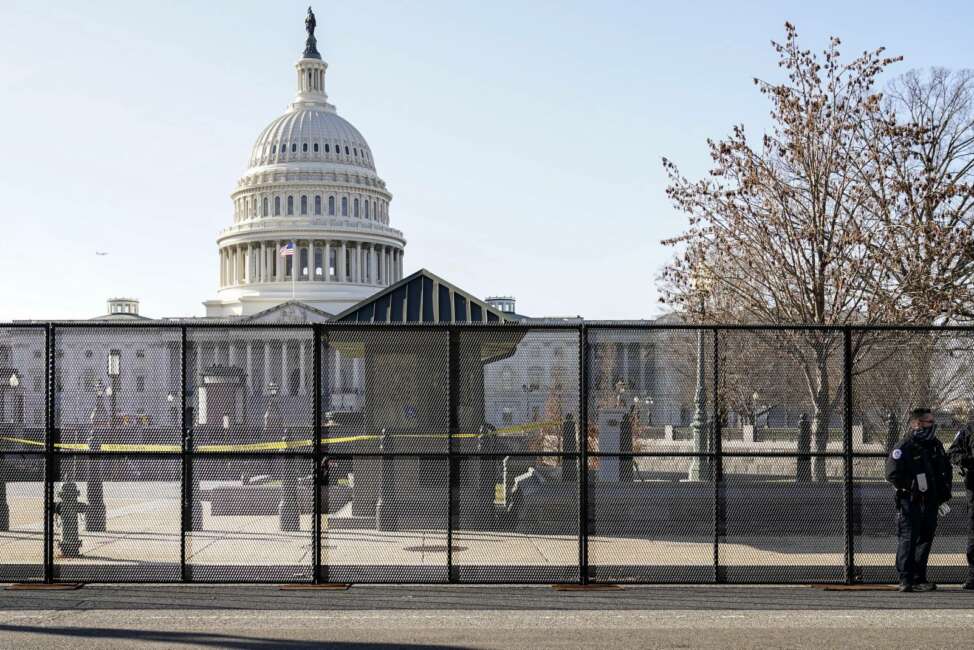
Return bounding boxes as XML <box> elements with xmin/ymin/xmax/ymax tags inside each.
<box><xmin>309</xmin><ymin>240</ymin><xmax>316</xmax><ymax>281</ymax></box>
<box><xmin>340</xmin><ymin>241</ymin><xmax>347</xmax><ymax>282</ymax></box>
<box><xmin>324</xmin><ymin>241</ymin><xmax>331</xmax><ymax>282</ymax></box>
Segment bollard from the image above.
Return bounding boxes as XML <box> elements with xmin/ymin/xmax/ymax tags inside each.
<box><xmin>85</xmin><ymin>429</ymin><xmax>106</xmax><ymax>532</ymax></box>
<box><xmin>796</xmin><ymin>413</ymin><xmax>811</xmax><ymax>482</ymax></box>
<box><xmin>375</xmin><ymin>429</ymin><xmax>395</xmax><ymax>531</ymax></box>
<box><xmin>57</xmin><ymin>482</ymin><xmax>86</xmax><ymax>558</ymax></box>
<box><xmin>561</xmin><ymin>415</ymin><xmax>577</xmax><ymax>483</ymax></box>
<box><xmin>279</xmin><ymin>430</ymin><xmax>300</xmax><ymax>532</ymax></box>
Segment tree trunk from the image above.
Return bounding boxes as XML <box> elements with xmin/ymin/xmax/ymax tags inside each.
<box><xmin>812</xmin><ymin>352</ymin><xmax>831</xmax><ymax>483</ymax></box>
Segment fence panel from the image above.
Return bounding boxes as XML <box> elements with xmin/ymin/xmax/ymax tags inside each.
<box><xmin>585</xmin><ymin>326</ymin><xmax>715</xmax><ymax>583</ymax></box>
<box><xmin>3</xmin><ymin>322</ymin><xmax>972</xmax><ymax>584</ymax></box>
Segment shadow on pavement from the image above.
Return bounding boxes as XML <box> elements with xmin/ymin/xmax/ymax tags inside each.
<box><xmin>0</xmin><ymin>624</ymin><xmax>461</xmax><ymax>650</ymax></box>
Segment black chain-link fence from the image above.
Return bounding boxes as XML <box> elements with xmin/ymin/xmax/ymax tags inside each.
<box><xmin>0</xmin><ymin>323</ymin><xmax>972</xmax><ymax>583</ymax></box>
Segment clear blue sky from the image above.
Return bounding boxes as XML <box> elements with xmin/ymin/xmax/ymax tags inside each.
<box><xmin>1</xmin><ymin>0</ymin><xmax>971</xmax><ymax>320</ymax></box>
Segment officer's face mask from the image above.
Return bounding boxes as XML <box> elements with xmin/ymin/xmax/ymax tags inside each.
<box><xmin>912</xmin><ymin>424</ymin><xmax>937</xmax><ymax>441</ymax></box>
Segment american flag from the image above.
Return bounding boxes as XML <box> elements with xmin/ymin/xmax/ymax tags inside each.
<box><xmin>279</xmin><ymin>242</ymin><xmax>295</xmax><ymax>257</ymax></box>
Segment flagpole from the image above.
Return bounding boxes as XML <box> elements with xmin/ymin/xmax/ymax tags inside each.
<box><xmin>291</xmin><ymin>241</ymin><xmax>296</xmax><ymax>300</ymax></box>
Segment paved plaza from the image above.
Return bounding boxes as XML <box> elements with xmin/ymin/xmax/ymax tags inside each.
<box><xmin>1</xmin><ymin>481</ymin><xmax>969</xmax><ymax>581</ymax></box>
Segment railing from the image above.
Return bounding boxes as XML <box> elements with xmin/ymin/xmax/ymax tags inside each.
<box><xmin>0</xmin><ymin>322</ymin><xmax>971</xmax><ymax>584</ymax></box>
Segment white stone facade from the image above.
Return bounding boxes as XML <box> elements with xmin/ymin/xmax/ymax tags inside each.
<box><xmin>204</xmin><ymin>51</ymin><xmax>405</xmax><ymax>317</ymax></box>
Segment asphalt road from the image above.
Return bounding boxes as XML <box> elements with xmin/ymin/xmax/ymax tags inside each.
<box><xmin>2</xmin><ymin>584</ymin><xmax>974</xmax><ymax>649</ymax></box>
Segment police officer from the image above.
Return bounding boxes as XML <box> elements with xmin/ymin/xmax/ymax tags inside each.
<box><xmin>947</xmin><ymin>418</ymin><xmax>974</xmax><ymax>590</ymax></box>
<box><xmin>886</xmin><ymin>407</ymin><xmax>953</xmax><ymax>592</ymax></box>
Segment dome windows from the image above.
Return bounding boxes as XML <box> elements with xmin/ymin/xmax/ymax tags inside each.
<box><xmin>287</xmin><ymin>195</ymin><xmax>294</xmax><ymax>215</ymax></box>
<box><xmin>313</xmin><ymin>143</ymin><xmax>319</xmax><ymax>153</ymax></box>
<box><xmin>341</xmin><ymin>197</ymin><xmax>348</xmax><ymax>216</ymax></box>
<box><xmin>302</xmin><ymin>143</ymin><xmax>308</xmax><ymax>153</ymax></box>
<box><xmin>353</xmin><ymin>198</ymin><xmax>359</xmax><ymax>217</ymax></box>
<box><xmin>328</xmin><ymin>196</ymin><xmax>335</xmax><ymax>215</ymax></box>
<box><xmin>262</xmin><ymin>197</ymin><xmax>269</xmax><ymax>217</ymax></box>
<box><xmin>364</xmin><ymin>201</ymin><xmax>370</xmax><ymax>219</ymax></box>
<box><xmin>325</xmin><ymin>143</ymin><xmax>330</xmax><ymax>153</ymax></box>
<box><xmin>300</xmin><ymin>195</ymin><xmax>308</xmax><ymax>215</ymax></box>
<box><xmin>274</xmin><ymin>196</ymin><xmax>281</xmax><ymax>216</ymax></box>
<box><xmin>280</xmin><ymin>143</ymin><xmax>286</xmax><ymax>153</ymax></box>
<box><xmin>314</xmin><ymin>195</ymin><xmax>321</xmax><ymax>215</ymax></box>
<box><xmin>291</xmin><ymin>143</ymin><xmax>297</xmax><ymax>153</ymax></box>
<box><xmin>344</xmin><ymin>145</ymin><xmax>350</xmax><ymax>155</ymax></box>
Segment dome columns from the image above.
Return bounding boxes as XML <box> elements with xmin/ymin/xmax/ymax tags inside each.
<box><xmin>218</xmin><ymin>239</ymin><xmax>402</xmax><ymax>289</ymax></box>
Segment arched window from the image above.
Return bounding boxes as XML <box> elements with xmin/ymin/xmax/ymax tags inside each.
<box><xmin>313</xmin><ymin>142</ymin><xmax>319</xmax><ymax>153</ymax></box>
<box><xmin>345</xmin><ymin>146</ymin><xmax>350</xmax><ymax>155</ymax></box>
<box><xmin>314</xmin><ymin>195</ymin><xmax>321</xmax><ymax>215</ymax></box>
<box><xmin>300</xmin><ymin>195</ymin><xmax>308</xmax><ymax>215</ymax></box>
<box><xmin>328</xmin><ymin>196</ymin><xmax>335</xmax><ymax>215</ymax></box>
<box><xmin>287</xmin><ymin>195</ymin><xmax>294</xmax><ymax>215</ymax></box>
<box><xmin>325</xmin><ymin>143</ymin><xmax>330</xmax><ymax>153</ymax></box>
<box><xmin>262</xmin><ymin>197</ymin><xmax>268</xmax><ymax>216</ymax></box>
<box><xmin>353</xmin><ymin>148</ymin><xmax>358</xmax><ymax>157</ymax></box>
<box><xmin>372</xmin><ymin>201</ymin><xmax>377</xmax><ymax>219</ymax></box>
<box><xmin>251</xmin><ymin>197</ymin><xmax>257</xmax><ymax>217</ymax></box>
<box><xmin>341</xmin><ymin>197</ymin><xmax>348</xmax><ymax>216</ymax></box>
<box><xmin>291</xmin><ymin>143</ymin><xmax>297</xmax><ymax>153</ymax></box>
<box><xmin>353</xmin><ymin>198</ymin><xmax>359</xmax><ymax>217</ymax></box>
<box><xmin>274</xmin><ymin>196</ymin><xmax>281</xmax><ymax>216</ymax></box>
<box><xmin>364</xmin><ymin>201</ymin><xmax>370</xmax><ymax>219</ymax></box>
<box><xmin>280</xmin><ymin>143</ymin><xmax>286</xmax><ymax>153</ymax></box>
<box><xmin>302</xmin><ymin>143</ymin><xmax>308</xmax><ymax>152</ymax></box>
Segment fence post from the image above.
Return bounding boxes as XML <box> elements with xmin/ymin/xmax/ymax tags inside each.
<box><xmin>447</xmin><ymin>327</ymin><xmax>458</xmax><ymax>583</ymax></box>
<box><xmin>713</xmin><ymin>328</ymin><xmax>724</xmax><ymax>583</ymax></box>
<box><xmin>179</xmin><ymin>327</ymin><xmax>193</xmax><ymax>582</ymax></box>
<box><xmin>313</xmin><ymin>325</ymin><xmax>323</xmax><ymax>583</ymax></box>
<box><xmin>578</xmin><ymin>324</ymin><xmax>589</xmax><ymax>585</ymax></box>
<box><xmin>44</xmin><ymin>324</ymin><xmax>55</xmax><ymax>583</ymax></box>
<box><xmin>843</xmin><ymin>326</ymin><xmax>856</xmax><ymax>584</ymax></box>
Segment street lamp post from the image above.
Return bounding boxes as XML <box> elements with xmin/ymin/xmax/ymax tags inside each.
<box><xmin>86</xmin><ymin>380</ymin><xmax>108</xmax><ymax>532</ymax></box>
<box><xmin>688</xmin><ymin>276</ymin><xmax>712</xmax><ymax>482</ymax></box>
<box><xmin>0</xmin><ymin>372</ymin><xmax>21</xmax><ymax>531</ymax></box>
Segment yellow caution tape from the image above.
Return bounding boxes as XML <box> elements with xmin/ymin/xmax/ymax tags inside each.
<box><xmin>1</xmin><ymin>419</ymin><xmax>562</xmax><ymax>454</ymax></box>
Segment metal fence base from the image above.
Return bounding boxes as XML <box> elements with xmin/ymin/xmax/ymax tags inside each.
<box><xmin>279</xmin><ymin>583</ymin><xmax>351</xmax><ymax>591</ymax></box>
<box><xmin>552</xmin><ymin>583</ymin><xmax>623</xmax><ymax>591</ymax></box>
<box><xmin>6</xmin><ymin>583</ymin><xmax>84</xmax><ymax>590</ymax></box>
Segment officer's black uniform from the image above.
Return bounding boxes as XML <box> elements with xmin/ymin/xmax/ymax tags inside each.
<box><xmin>947</xmin><ymin>424</ymin><xmax>974</xmax><ymax>586</ymax></box>
<box><xmin>886</xmin><ymin>431</ymin><xmax>952</xmax><ymax>586</ymax></box>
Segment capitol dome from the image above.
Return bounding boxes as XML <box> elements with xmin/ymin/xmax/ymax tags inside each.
<box><xmin>249</xmin><ymin>109</ymin><xmax>375</xmax><ymax>172</ymax></box>
<box><xmin>204</xmin><ymin>10</ymin><xmax>405</xmax><ymax>318</ymax></box>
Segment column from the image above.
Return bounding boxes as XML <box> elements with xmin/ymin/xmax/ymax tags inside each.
<box><xmin>299</xmin><ymin>340</ymin><xmax>307</xmax><ymax>395</ymax></box>
<box><xmin>339</xmin><ymin>241</ymin><xmax>347</xmax><ymax>282</ymax></box>
<box><xmin>276</xmin><ymin>241</ymin><xmax>285</xmax><ymax>281</ymax></box>
<box><xmin>246</xmin><ymin>342</ymin><xmax>254</xmax><ymax>390</ymax></box>
<box><xmin>260</xmin><ymin>242</ymin><xmax>266</xmax><ymax>282</ymax></box>
<box><xmin>219</xmin><ymin>249</ymin><xmax>224</xmax><ymax>286</ymax></box>
<box><xmin>324</xmin><ymin>241</ymin><xmax>331</xmax><ymax>282</ymax></box>
<box><xmin>351</xmin><ymin>243</ymin><xmax>358</xmax><ymax>283</ymax></box>
<box><xmin>309</xmin><ymin>240</ymin><xmax>316</xmax><ymax>281</ymax></box>
<box><xmin>263</xmin><ymin>343</ymin><xmax>270</xmax><ymax>390</ymax></box>
<box><xmin>281</xmin><ymin>340</ymin><xmax>289</xmax><ymax>388</ymax></box>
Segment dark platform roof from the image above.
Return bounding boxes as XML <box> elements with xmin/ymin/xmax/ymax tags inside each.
<box><xmin>332</xmin><ymin>269</ymin><xmax>514</xmax><ymax>323</ymax></box>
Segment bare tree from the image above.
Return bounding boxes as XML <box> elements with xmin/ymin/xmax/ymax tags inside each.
<box><xmin>861</xmin><ymin>68</ymin><xmax>974</xmax><ymax>320</ymax></box>
<box><xmin>660</xmin><ymin>24</ymin><xmax>922</xmax><ymax>481</ymax></box>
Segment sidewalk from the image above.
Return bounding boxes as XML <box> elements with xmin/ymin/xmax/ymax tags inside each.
<box><xmin>2</xmin><ymin>585</ymin><xmax>974</xmax><ymax>649</ymax></box>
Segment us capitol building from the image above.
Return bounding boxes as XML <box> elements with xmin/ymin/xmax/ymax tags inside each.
<box><xmin>2</xmin><ymin>9</ymin><xmax>668</xmax><ymax>436</ymax></box>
